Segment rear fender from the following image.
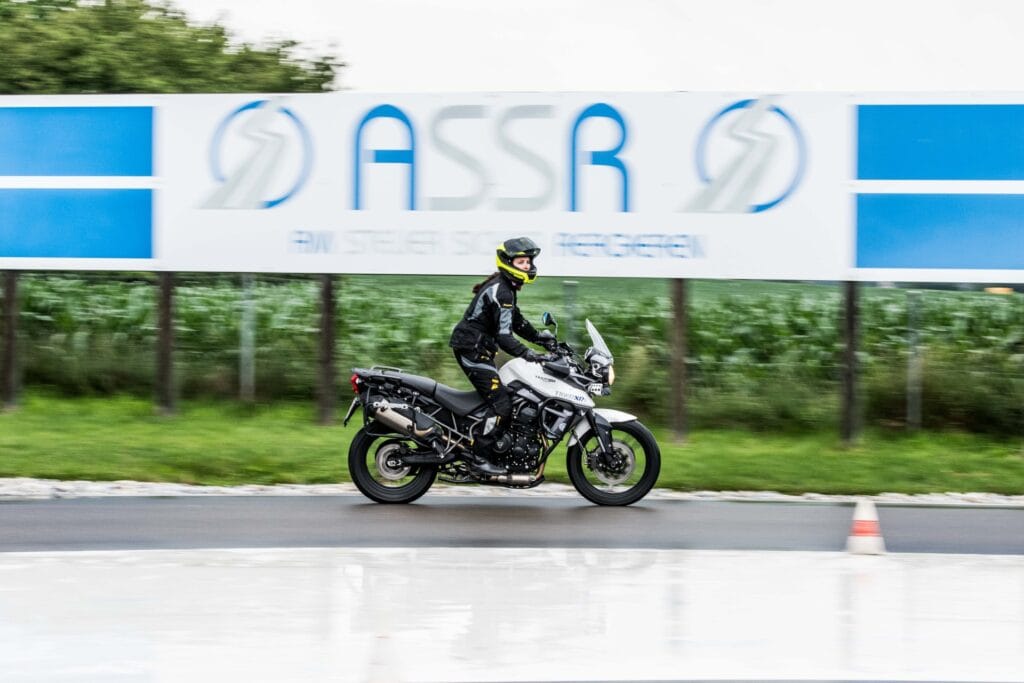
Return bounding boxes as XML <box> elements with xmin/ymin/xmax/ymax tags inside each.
<box><xmin>567</xmin><ymin>408</ymin><xmax>637</xmax><ymax>447</ymax></box>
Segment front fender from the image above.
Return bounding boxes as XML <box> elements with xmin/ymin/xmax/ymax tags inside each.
<box><xmin>567</xmin><ymin>408</ymin><xmax>638</xmax><ymax>447</ymax></box>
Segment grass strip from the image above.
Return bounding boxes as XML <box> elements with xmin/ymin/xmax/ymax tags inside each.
<box><xmin>2</xmin><ymin>393</ymin><xmax>1023</xmax><ymax>494</ymax></box>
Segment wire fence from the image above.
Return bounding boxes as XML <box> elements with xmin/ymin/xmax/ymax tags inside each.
<box><xmin>1</xmin><ymin>271</ymin><xmax>1022</xmax><ymax>435</ymax></box>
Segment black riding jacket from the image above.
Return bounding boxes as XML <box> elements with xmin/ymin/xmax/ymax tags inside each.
<box><xmin>449</xmin><ymin>272</ymin><xmax>541</xmax><ymax>358</ymax></box>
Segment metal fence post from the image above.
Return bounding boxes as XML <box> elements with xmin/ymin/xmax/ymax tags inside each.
<box><xmin>317</xmin><ymin>274</ymin><xmax>337</xmax><ymax>425</ymax></box>
<box><xmin>563</xmin><ymin>280</ymin><xmax>578</xmax><ymax>348</ymax></box>
<box><xmin>2</xmin><ymin>271</ymin><xmax>18</xmax><ymax>410</ymax></box>
<box><xmin>156</xmin><ymin>272</ymin><xmax>176</xmax><ymax>415</ymax></box>
<box><xmin>670</xmin><ymin>278</ymin><xmax>688</xmax><ymax>442</ymax></box>
<box><xmin>841</xmin><ymin>281</ymin><xmax>860</xmax><ymax>445</ymax></box>
<box><xmin>906</xmin><ymin>289</ymin><xmax>922</xmax><ymax>431</ymax></box>
<box><xmin>240</xmin><ymin>273</ymin><xmax>256</xmax><ymax>404</ymax></box>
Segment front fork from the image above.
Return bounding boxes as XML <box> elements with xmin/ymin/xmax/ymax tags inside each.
<box><xmin>584</xmin><ymin>410</ymin><xmax>614</xmax><ymax>460</ymax></box>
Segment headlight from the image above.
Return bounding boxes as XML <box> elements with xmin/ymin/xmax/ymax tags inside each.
<box><xmin>608</xmin><ymin>365</ymin><xmax>615</xmax><ymax>385</ymax></box>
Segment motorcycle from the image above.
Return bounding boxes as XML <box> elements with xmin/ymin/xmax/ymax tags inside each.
<box><xmin>343</xmin><ymin>313</ymin><xmax>661</xmax><ymax>506</ymax></box>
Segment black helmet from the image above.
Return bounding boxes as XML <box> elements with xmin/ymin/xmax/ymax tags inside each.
<box><xmin>496</xmin><ymin>237</ymin><xmax>541</xmax><ymax>285</ymax></box>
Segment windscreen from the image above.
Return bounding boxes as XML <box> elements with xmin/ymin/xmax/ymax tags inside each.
<box><xmin>585</xmin><ymin>319</ymin><xmax>613</xmax><ymax>360</ymax></box>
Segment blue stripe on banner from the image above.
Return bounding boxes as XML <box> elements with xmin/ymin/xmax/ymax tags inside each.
<box><xmin>0</xmin><ymin>189</ymin><xmax>152</xmax><ymax>258</ymax></box>
<box><xmin>858</xmin><ymin>105</ymin><xmax>1024</xmax><ymax>180</ymax></box>
<box><xmin>0</xmin><ymin>107</ymin><xmax>152</xmax><ymax>176</ymax></box>
<box><xmin>856</xmin><ymin>193</ymin><xmax>1024</xmax><ymax>269</ymax></box>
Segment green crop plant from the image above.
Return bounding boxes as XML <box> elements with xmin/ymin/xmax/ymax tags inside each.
<box><xmin>4</xmin><ymin>274</ymin><xmax>1022</xmax><ymax>435</ymax></box>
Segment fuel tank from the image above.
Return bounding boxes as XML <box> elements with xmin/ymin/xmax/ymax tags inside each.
<box><xmin>499</xmin><ymin>357</ymin><xmax>595</xmax><ymax>408</ymax></box>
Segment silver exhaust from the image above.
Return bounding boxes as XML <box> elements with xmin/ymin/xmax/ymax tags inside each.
<box><xmin>484</xmin><ymin>473</ymin><xmax>536</xmax><ymax>486</ymax></box>
<box><xmin>367</xmin><ymin>399</ymin><xmax>478</xmax><ymax>458</ymax></box>
<box><xmin>368</xmin><ymin>400</ymin><xmax>436</xmax><ymax>439</ymax></box>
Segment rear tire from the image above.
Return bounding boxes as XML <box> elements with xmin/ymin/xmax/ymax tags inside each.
<box><xmin>348</xmin><ymin>427</ymin><xmax>437</xmax><ymax>504</ymax></box>
<box><xmin>567</xmin><ymin>420</ymin><xmax>660</xmax><ymax>506</ymax></box>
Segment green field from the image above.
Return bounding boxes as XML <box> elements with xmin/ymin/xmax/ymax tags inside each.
<box><xmin>3</xmin><ymin>393</ymin><xmax>1023</xmax><ymax>494</ymax></box>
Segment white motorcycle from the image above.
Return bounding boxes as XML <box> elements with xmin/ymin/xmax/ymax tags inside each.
<box><xmin>344</xmin><ymin>314</ymin><xmax>661</xmax><ymax>506</ymax></box>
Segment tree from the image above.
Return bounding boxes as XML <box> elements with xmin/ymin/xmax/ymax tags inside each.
<box><xmin>0</xmin><ymin>0</ymin><xmax>342</xmax><ymax>94</ymax></box>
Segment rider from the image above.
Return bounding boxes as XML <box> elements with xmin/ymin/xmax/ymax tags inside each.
<box><xmin>449</xmin><ymin>237</ymin><xmax>557</xmax><ymax>476</ymax></box>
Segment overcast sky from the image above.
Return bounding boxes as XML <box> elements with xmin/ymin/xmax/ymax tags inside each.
<box><xmin>169</xmin><ymin>0</ymin><xmax>1024</xmax><ymax>92</ymax></box>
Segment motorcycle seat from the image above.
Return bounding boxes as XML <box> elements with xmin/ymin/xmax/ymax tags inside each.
<box><xmin>392</xmin><ymin>372</ymin><xmax>437</xmax><ymax>396</ymax></box>
<box><xmin>364</xmin><ymin>367</ymin><xmax>484</xmax><ymax>415</ymax></box>
<box><xmin>433</xmin><ymin>383</ymin><xmax>487</xmax><ymax>415</ymax></box>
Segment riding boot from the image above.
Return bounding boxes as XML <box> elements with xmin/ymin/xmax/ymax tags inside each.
<box><xmin>465</xmin><ymin>431</ymin><xmax>508</xmax><ymax>476</ymax></box>
<box><xmin>464</xmin><ymin>449</ymin><xmax>506</xmax><ymax>476</ymax></box>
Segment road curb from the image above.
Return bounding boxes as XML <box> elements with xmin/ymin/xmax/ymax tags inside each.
<box><xmin>1</xmin><ymin>477</ymin><xmax>1023</xmax><ymax>507</ymax></box>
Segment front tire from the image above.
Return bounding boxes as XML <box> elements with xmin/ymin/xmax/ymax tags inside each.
<box><xmin>567</xmin><ymin>420</ymin><xmax>660</xmax><ymax>506</ymax></box>
<box><xmin>348</xmin><ymin>427</ymin><xmax>437</xmax><ymax>504</ymax></box>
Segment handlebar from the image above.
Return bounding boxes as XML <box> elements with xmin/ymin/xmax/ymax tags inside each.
<box><xmin>545</xmin><ymin>340</ymin><xmax>584</xmax><ymax>371</ymax></box>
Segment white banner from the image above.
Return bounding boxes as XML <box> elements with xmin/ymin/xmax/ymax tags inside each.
<box><xmin>163</xmin><ymin>92</ymin><xmax>851</xmax><ymax>279</ymax></box>
<box><xmin>2</xmin><ymin>92</ymin><xmax>1024</xmax><ymax>282</ymax></box>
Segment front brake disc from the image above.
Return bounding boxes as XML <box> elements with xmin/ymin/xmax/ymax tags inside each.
<box><xmin>590</xmin><ymin>441</ymin><xmax>636</xmax><ymax>486</ymax></box>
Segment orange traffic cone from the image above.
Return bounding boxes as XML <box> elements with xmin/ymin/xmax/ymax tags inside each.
<box><xmin>846</xmin><ymin>498</ymin><xmax>886</xmax><ymax>554</ymax></box>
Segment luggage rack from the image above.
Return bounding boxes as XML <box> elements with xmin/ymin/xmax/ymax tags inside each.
<box><xmin>370</xmin><ymin>365</ymin><xmax>405</xmax><ymax>374</ymax></box>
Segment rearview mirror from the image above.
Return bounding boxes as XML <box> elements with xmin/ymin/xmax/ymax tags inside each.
<box><xmin>541</xmin><ymin>312</ymin><xmax>557</xmax><ymax>331</ymax></box>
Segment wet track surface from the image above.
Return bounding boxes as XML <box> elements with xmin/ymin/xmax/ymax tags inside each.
<box><xmin>2</xmin><ymin>546</ymin><xmax>1022</xmax><ymax>682</ymax></box>
<box><xmin>3</xmin><ymin>496</ymin><xmax>1023</xmax><ymax>681</ymax></box>
<box><xmin>1</xmin><ymin>495</ymin><xmax>1022</xmax><ymax>554</ymax></box>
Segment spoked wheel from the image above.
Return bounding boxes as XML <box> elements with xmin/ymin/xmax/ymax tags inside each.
<box><xmin>348</xmin><ymin>427</ymin><xmax>437</xmax><ymax>504</ymax></box>
<box><xmin>566</xmin><ymin>420</ymin><xmax>661</xmax><ymax>506</ymax></box>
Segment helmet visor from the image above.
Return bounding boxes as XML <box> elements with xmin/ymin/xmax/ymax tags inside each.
<box><xmin>503</xmin><ymin>237</ymin><xmax>540</xmax><ymax>258</ymax></box>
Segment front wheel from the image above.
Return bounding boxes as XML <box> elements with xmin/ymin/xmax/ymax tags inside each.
<box><xmin>348</xmin><ymin>427</ymin><xmax>437</xmax><ymax>504</ymax></box>
<box><xmin>567</xmin><ymin>420</ymin><xmax>660</xmax><ymax>506</ymax></box>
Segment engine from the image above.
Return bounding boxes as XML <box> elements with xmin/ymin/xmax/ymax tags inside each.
<box><xmin>494</xmin><ymin>421</ymin><xmax>543</xmax><ymax>472</ymax></box>
<box><xmin>492</xmin><ymin>398</ymin><xmax>544</xmax><ymax>472</ymax></box>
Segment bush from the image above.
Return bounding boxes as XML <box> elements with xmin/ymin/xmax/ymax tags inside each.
<box><xmin>864</xmin><ymin>350</ymin><xmax>1024</xmax><ymax>435</ymax></box>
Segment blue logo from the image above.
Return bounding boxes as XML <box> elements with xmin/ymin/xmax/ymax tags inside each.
<box><xmin>569</xmin><ymin>103</ymin><xmax>630</xmax><ymax>212</ymax></box>
<box><xmin>688</xmin><ymin>98</ymin><xmax>806</xmax><ymax>214</ymax></box>
<box><xmin>205</xmin><ymin>99</ymin><xmax>313</xmax><ymax>210</ymax></box>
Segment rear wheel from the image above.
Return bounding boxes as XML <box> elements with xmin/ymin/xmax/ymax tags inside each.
<box><xmin>348</xmin><ymin>427</ymin><xmax>437</xmax><ymax>504</ymax></box>
<box><xmin>567</xmin><ymin>420</ymin><xmax>660</xmax><ymax>506</ymax></box>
